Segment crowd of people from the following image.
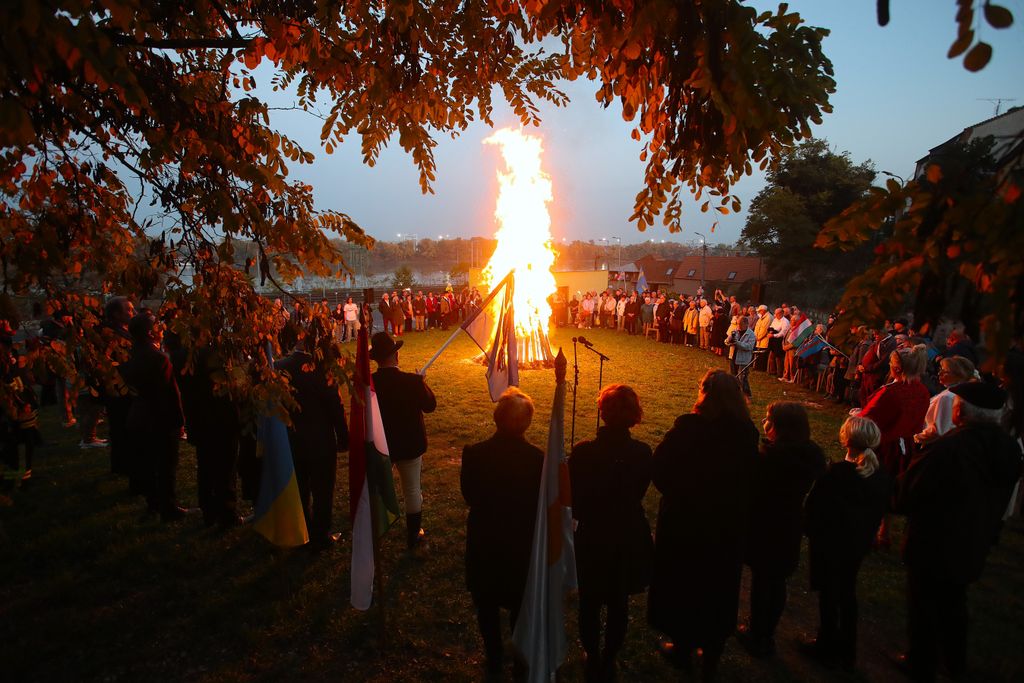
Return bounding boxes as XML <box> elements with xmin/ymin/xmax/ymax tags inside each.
<box><xmin>3</xmin><ymin>290</ymin><xmax>1024</xmax><ymax>683</ymax></box>
<box><xmin>469</xmin><ymin>367</ymin><xmax>1021</xmax><ymax>682</ymax></box>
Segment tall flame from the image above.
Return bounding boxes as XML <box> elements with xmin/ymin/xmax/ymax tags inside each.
<box><xmin>481</xmin><ymin>128</ymin><xmax>557</xmax><ymax>365</ymax></box>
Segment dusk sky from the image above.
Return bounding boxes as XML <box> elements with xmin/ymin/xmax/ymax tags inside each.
<box><xmin>266</xmin><ymin>0</ymin><xmax>1024</xmax><ymax>247</ymax></box>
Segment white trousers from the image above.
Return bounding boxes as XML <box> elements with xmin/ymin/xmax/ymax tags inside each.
<box><xmin>395</xmin><ymin>456</ymin><xmax>423</xmax><ymax>514</ymax></box>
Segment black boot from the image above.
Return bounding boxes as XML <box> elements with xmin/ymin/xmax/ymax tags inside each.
<box><xmin>406</xmin><ymin>512</ymin><xmax>424</xmax><ymax>550</ymax></box>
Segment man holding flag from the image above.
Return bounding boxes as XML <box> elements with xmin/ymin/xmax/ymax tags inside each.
<box><xmin>370</xmin><ymin>331</ymin><xmax>437</xmax><ymax>554</ymax></box>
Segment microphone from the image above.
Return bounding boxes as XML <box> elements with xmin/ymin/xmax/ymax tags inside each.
<box><xmin>575</xmin><ymin>336</ymin><xmax>594</xmax><ymax>348</ymax></box>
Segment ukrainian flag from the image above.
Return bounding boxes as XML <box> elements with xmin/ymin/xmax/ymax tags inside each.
<box><xmin>253</xmin><ymin>411</ymin><xmax>309</xmax><ymax>548</ymax></box>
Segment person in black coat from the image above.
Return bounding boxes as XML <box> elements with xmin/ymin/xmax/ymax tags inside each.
<box><xmin>461</xmin><ymin>387</ymin><xmax>543</xmax><ymax>677</ymax></box>
<box><xmin>170</xmin><ymin>341</ymin><xmax>243</xmax><ymax>528</ymax></box>
<box><xmin>649</xmin><ymin>369</ymin><xmax>759</xmax><ymax>680</ymax></box>
<box><xmin>739</xmin><ymin>402</ymin><xmax>826</xmax><ymax>658</ymax></box>
<box><xmin>893</xmin><ymin>382</ymin><xmax>1022</xmax><ymax>682</ymax></box>
<box><xmin>276</xmin><ymin>329</ymin><xmax>349</xmax><ymax>551</ymax></box>
<box><xmin>570</xmin><ymin>384</ymin><xmax>652</xmax><ymax>682</ymax></box>
<box><xmin>120</xmin><ymin>311</ymin><xmax>186</xmax><ymax>521</ymax></box>
<box><xmin>802</xmin><ymin>415</ymin><xmax>891</xmax><ymax>670</ymax></box>
<box><xmin>371</xmin><ymin>331</ymin><xmax>437</xmax><ymax>551</ymax></box>
<box><xmin>103</xmin><ymin>297</ymin><xmax>135</xmax><ymax>478</ymax></box>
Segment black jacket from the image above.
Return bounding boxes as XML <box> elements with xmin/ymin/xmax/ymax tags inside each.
<box><xmin>804</xmin><ymin>460</ymin><xmax>891</xmax><ymax>589</ymax></box>
<box><xmin>276</xmin><ymin>352</ymin><xmax>348</xmax><ymax>460</ymax></box>
<box><xmin>746</xmin><ymin>439</ymin><xmax>827</xmax><ymax>576</ymax></box>
<box><xmin>570</xmin><ymin>426</ymin><xmax>653</xmax><ymax>595</ymax></box>
<box><xmin>895</xmin><ymin>422</ymin><xmax>1021</xmax><ymax>583</ymax></box>
<box><xmin>461</xmin><ymin>432</ymin><xmax>543</xmax><ymax>605</ymax></box>
<box><xmin>121</xmin><ymin>342</ymin><xmax>184</xmax><ymax>439</ymax></box>
<box><xmin>648</xmin><ymin>412</ymin><xmax>759</xmax><ymax>643</ymax></box>
<box><xmin>372</xmin><ymin>366</ymin><xmax>436</xmax><ymax>462</ymax></box>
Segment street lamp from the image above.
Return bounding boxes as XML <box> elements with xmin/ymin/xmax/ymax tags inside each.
<box><xmin>881</xmin><ymin>170</ymin><xmax>905</xmax><ymax>185</ymax></box>
<box><xmin>694</xmin><ymin>232</ymin><xmax>707</xmax><ymax>295</ymax></box>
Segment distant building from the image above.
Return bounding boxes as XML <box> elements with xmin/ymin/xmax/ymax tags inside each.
<box><xmin>914</xmin><ymin>105</ymin><xmax>1024</xmax><ymax>179</ymax></box>
<box><xmin>634</xmin><ymin>253</ymin><xmax>765</xmax><ymax>298</ymax></box>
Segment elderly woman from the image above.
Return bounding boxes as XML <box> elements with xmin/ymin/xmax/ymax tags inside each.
<box><xmin>461</xmin><ymin>388</ymin><xmax>544</xmax><ymax>677</ymax></box>
<box><xmin>914</xmin><ymin>355</ymin><xmax>977</xmax><ymax>445</ymax></box>
<box><xmin>570</xmin><ymin>385</ymin><xmax>653</xmax><ymax>682</ymax></box>
<box><xmin>860</xmin><ymin>344</ymin><xmax>931</xmax><ymax>547</ymax></box>
<box><xmin>740</xmin><ymin>402</ymin><xmax>826</xmax><ymax>658</ymax></box>
<box><xmin>803</xmin><ymin>416</ymin><xmax>891</xmax><ymax>670</ymax></box>
<box><xmin>649</xmin><ymin>370</ymin><xmax>759</xmax><ymax>679</ymax></box>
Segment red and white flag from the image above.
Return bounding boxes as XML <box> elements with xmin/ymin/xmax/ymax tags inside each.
<box><xmin>462</xmin><ymin>271</ymin><xmax>519</xmax><ymax>402</ymax></box>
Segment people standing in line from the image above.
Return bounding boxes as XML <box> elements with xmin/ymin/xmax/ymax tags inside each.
<box><xmin>120</xmin><ymin>311</ymin><xmax>186</xmax><ymax>521</ymax></box>
<box><xmin>859</xmin><ymin>344</ymin><xmax>931</xmax><ymax>548</ymax></box>
<box><xmin>461</xmin><ymin>388</ymin><xmax>543</xmax><ymax>678</ymax></box>
<box><xmin>275</xmin><ymin>323</ymin><xmax>349</xmax><ymax>551</ymax></box>
<box><xmin>739</xmin><ymin>402</ymin><xmax>826</xmax><ymax>658</ymax></box>
<box><xmin>370</xmin><ymin>331</ymin><xmax>437</xmax><ymax>554</ymax></box>
<box><xmin>570</xmin><ymin>385</ymin><xmax>653</xmax><ymax>682</ymax></box>
<box><xmin>725</xmin><ymin>315</ymin><xmax>757</xmax><ymax>397</ymax></box>
<box><xmin>894</xmin><ymin>382</ymin><xmax>1022</xmax><ymax>682</ymax></box>
<box><xmin>648</xmin><ymin>369</ymin><xmax>759</xmax><ymax>680</ymax></box>
<box><xmin>802</xmin><ymin>415</ymin><xmax>891</xmax><ymax>670</ymax></box>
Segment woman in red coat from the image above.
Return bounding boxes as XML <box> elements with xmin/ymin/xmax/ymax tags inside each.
<box><xmin>859</xmin><ymin>344</ymin><xmax>930</xmax><ymax>547</ymax></box>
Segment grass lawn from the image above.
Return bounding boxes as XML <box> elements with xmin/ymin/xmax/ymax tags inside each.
<box><xmin>1</xmin><ymin>326</ymin><xmax>1022</xmax><ymax>681</ymax></box>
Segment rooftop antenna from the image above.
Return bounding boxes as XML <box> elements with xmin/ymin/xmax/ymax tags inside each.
<box><xmin>978</xmin><ymin>98</ymin><xmax>1017</xmax><ymax>116</ymax></box>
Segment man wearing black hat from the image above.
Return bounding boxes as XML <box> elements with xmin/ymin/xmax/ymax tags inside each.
<box><xmin>370</xmin><ymin>331</ymin><xmax>437</xmax><ymax>553</ymax></box>
<box><xmin>894</xmin><ymin>382</ymin><xmax>1023</xmax><ymax>681</ymax></box>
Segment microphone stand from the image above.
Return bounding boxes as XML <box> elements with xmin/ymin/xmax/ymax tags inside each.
<box><xmin>570</xmin><ymin>337</ymin><xmax>580</xmax><ymax>450</ymax></box>
<box><xmin>575</xmin><ymin>338</ymin><xmax>611</xmax><ymax>437</ymax></box>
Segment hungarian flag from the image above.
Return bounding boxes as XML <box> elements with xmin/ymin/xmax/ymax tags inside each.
<box><xmin>462</xmin><ymin>270</ymin><xmax>519</xmax><ymax>402</ymax></box>
<box><xmin>349</xmin><ymin>323</ymin><xmax>401</xmax><ymax>611</ymax></box>
<box><xmin>513</xmin><ymin>352</ymin><xmax>576</xmax><ymax>682</ymax></box>
<box><xmin>787</xmin><ymin>316</ymin><xmax>813</xmax><ymax>348</ymax></box>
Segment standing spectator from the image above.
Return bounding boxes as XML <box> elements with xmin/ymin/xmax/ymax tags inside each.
<box><xmin>276</xmin><ymin>327</ymin><xmax>349</xmax><ymax>550</ymax></box>
<box><xmin>753</xmin><ymin>305</ymin><xmax>772</xmax><ymax>371</ymax></box>
<box><xmin>121</xmin><ymin>311</ymin><xmax>185</xmax><ymax>521</ymax></box>
<box><xmin>860</xmin><ymin>344</ymin><xmax>931</xmax><ymax>548</ymax></box>
<box><xmin>939</xmin><ymin>328</ymin><xmax>978</xmax><ymax>366</ymax></box>
<box><xmin>767</xmin><ymin>308</ymin><xmax>790</xmax><ymax>377</ymax></box>
<box><xmin>331</xmin><ymin>302</ymin><xmax>345</xmax><ymax>342</ymax></box>
<box><xmin>648</xmin><ymin>370</ymin><xmax>759</xmax><ymax>679</ymax></box>
<box><xmin>412</xmin><ymin>291</ymin><xmax>427</xmax><ymax>332</ymax></box>
<box><xmin>103</xmin><ymin>297</ymin><xmax>135</xmax><ymax>479</ymax></box>
<box><xmin>894</xmin><ymin>382</ymin><xmax>1022</xmax><ymax>682</ymax></box>
<box><xmin>709</xmin><ymin>305</ymin><xmax>728</xmax><ymax>356</ymax></box>
<box><xmin>378</xmin><ymin>293</ymin><xmax>392</xmax><ymax>335</ymax></box>
<box><xmin>390</xmin><ymin>291</ymin><xmax>407</xmax><ymax>336</ymax></box>
<box><xmin>914</xmin><ymin>356</ymin><xmax>977</xmax><ymax>446</ymax></box>
<box><xmin>857</xmin><ymin>327</ymin><xmax>897</xmax><ymax>404</ymax></box>
<box><xmin>371</xmin><ymin>332</ymin><xmax>437</xmax><ymax>553</ymax></box>
<box><xmin>624</xmin><ymin>292</ymin><xmax>640</xmax><ymax>335</ymax></box>
<box><xmin>426</xmin><ymin>291</ymin><xmax>438</xmax><ymax>329</ymax></box>
<box><xmin>603</xmin><ymin>292</ymin><xmax>617</xmax><ymax>329</ymax></box>
<box><xmin>461</xmin><ymin>388</ymin><xmax>543</xmax><ymax>678</ymax></box>
<box><xmin>803</xmin><ymin>416</ymin><xmax>891</xmax><ymax>670</ymax></box>
<box><xmin>683</xmin><ymin>300</ymin><xmax>699</xmax><ymax>347</ymax></box>
<box><xmin>725</xmin><ymin>316</ymin><xmax>757</xmax><ymax>397</ymax></box>
<box><xmin>1</xmin><ymin>335</ymin><xmax>41</xmax><ymax>484</ymax></box>
<box><xmin>640</xmin><ymin>296</ymin><xmax>654</xmax><ymax>336</ymax></box>
<box><xmin>568</xmin><ymin>295</ymin><xmax>580</xmax><ymax>329</ymax></box>
<box><xmin>845</xmin><ymin>327</ymin><xmax>874</xmax><ymax>407</ymax></box>
<box><xmin>616</xmin><ymin>293</ymin><xmax>627</xmax><ymax>332</ymax></box>
<box><xmin>580</xmin><ymin>293</ymin><xmax>595</xmax><ymax>329</ymax></box>
<box><xmin>570</xmin><ymin>385</ymin><xmax>653</xmax><ymax>681</ymax></box>
<box><xmin>343</xmin><ymin>296</ymin><xmax>359</xmax><ymax>341</ymax></box>
<box><xmin>698</xmin><ymin>299</ymin><xmax>713</xmax><ymax>350</ymax></box>
<box><xmin>739</xmin><ymin>402</ymin><xmax>826</xmax><ymax>657</ymax></box>
<box><xmin>655</xmin><ymin>295</ymin><xmax>671</xmax><ymax>344</ymax></box>
<box><xmin>173</xmin><ymin>344</ymin><xmax>244</xmax><ymax>528</ymax></box>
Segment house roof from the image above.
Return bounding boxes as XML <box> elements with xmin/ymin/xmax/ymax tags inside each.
<box><xmin>634</xmin><ymin>255</ymin><xmax>678</xmax><ymax>284</ymax></box>
<box><xmin>673</xmin><ymin>255</ymin><xmax>764</xmax><ymax>283</ymax></box>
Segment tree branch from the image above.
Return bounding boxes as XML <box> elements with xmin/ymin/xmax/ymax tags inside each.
<box><xmin>109</xmin><ymin>34</ymin><xmax>254</xmax><ymax>50</ymax></box>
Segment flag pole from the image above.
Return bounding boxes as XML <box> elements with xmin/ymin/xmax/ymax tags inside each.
<box><xmin>370</xmin><ymin>485</ymin><xmax>387</xmax><ymax>649</ymax></box>
<box><xmin>418</xmin><ymin>269</ymin><xmax>515</xmax><ymax>374</ymax></box>
<box><xmin>815</xmin><ymin>334</ymin><xmax>850</xmax><ymax>359</ymax></box>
